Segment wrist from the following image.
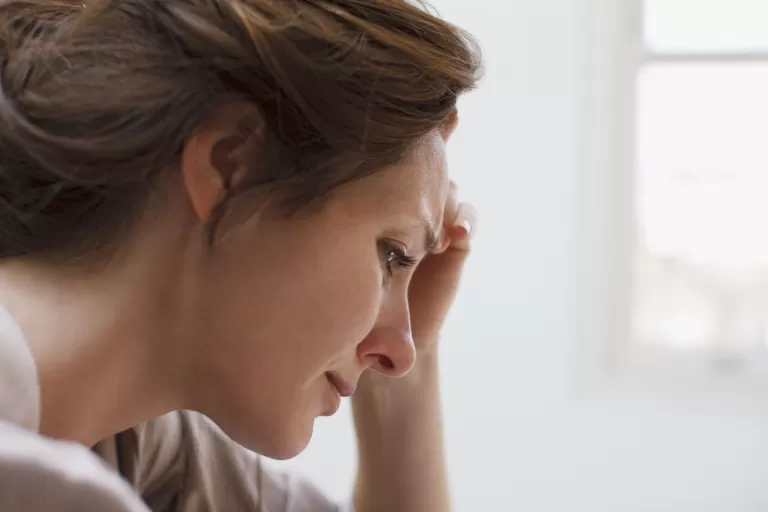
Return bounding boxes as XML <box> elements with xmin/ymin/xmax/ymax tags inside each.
<box><xmin>352</xmin><ymin>352</ymin><xmax>440</xmax><ymax>422</ymax></box>
<box><xmin>352</xmin><ymin>351</ymin><xmax>445</xmax><ymax>469</ymax></box>
<box><xmin>356</xmin><ymin>350</ymin><xmax>439</xmax><ymax>393</ymax></box>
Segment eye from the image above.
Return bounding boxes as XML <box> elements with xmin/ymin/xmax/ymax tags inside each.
<box><xmin>380</xmin><ymin>241</ymin><xmax>418</xmax><ymax>278</ymax></box>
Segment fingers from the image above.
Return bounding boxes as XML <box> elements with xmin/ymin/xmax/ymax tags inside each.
<box><xmin>435</xmin><ymin>181</ymin><xmax>476</xmax><ymax>254</ymax></box>
<box><xmin>446</xmin><ymin>202</ymin><xmax>476</xmax><ymax>252</ymax></box>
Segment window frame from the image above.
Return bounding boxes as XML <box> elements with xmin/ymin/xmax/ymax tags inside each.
<box><xmin>574</xmin><ymin>0</ymin><xmax>768</xmax><ymax>401</ymax></box>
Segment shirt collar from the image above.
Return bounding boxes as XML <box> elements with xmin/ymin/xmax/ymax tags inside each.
<box><xmin>0</xmin><ymin>305</ymin><xmax>40</xmax><ymax>431</ymax></box>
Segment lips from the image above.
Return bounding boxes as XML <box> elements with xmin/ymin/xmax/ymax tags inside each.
<box><xmin>325</xmin><ymin>371</ymin><xmax>355</xmax><ymax>398</ymax></box>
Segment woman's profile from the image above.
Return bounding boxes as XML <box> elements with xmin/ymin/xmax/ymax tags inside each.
<box><xmin>0</xmin><ymin>1</ymin><xmax>482</xmax><ymax>511</ymax></box>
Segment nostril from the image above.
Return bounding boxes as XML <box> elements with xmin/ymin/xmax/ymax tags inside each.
<box><xmin>378</xmin><ymin>355</ymin><xmax>395</xmax><ymax>372</ymax></box>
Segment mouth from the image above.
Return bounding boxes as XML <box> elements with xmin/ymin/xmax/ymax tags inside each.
<box><xmin>325</xmin><ymin>371</ymin><xmax>355</xmax><ymax>398</ymax></box>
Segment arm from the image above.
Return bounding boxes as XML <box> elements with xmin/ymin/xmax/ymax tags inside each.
<box><xmin>352</xmin><ymin>187</ymin><xmax>476</xmax><ymax>512</ymax></box>
<box><xmin>352</xmin><ymin>354</ymin><xmax>449</xmax><ymax>512</ymax></box>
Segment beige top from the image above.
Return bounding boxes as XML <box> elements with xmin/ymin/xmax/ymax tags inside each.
<box><xmin>0</xmin><ymin>306</ymin><xmax>349</xmax><ymax>512</ymax></box>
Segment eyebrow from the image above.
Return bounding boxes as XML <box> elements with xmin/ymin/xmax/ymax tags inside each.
<box><xmin>421</xmin><ymin>219</ymin><xmax>440</xmax><ymax>253</ymax></box>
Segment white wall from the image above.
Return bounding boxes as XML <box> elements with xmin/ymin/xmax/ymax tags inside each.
<box><xmin>272</xmin><ymin>1</ymin><xmax>768</xmax><ymax>510</ymax></box>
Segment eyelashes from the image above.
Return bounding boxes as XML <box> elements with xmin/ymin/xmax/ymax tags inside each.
<box><xmin>380</xmin><ymin>241</ymin><xmax>418</xmax><ymax>278</ymax></box>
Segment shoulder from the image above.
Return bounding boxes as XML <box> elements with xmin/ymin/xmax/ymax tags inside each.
<box><xmin>0</xmin><ymin>421</ymin><xmax>149</xmax><ymax>512</ymax></box>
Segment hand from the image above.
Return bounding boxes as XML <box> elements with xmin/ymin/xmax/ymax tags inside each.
<box><xmin>355</xmin><ymin>183</ymin><xmax>475</xmax><ymax>393</ymax></box>
<box><xmin>408</xmin><ymin>182</ymin><xmax>476</xmax><ymax>356</ymax></box>
<box><xmin>352</xmin><ymin>184</ymin><xmax>472</xmax><ymax>512</ymax></box>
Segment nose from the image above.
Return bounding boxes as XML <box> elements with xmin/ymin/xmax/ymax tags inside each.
<box><xmin>357</xmin><ymin>326</ymin><xmax>417</xmax><ymax>378</ymax></box>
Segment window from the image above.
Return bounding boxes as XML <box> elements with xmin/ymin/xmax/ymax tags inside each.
<box><xmin>629</xmin><ymin>0</ymin><xmax>768</xmax><ymax>370</ymax></box>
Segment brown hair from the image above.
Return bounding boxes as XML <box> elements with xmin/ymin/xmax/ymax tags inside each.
<box><xmin>0</xmin><ymin>0</ymin><xmax>481</xmax><ymax>263</ymax></box>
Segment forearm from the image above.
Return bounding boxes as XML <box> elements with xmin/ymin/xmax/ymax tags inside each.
<box><xmin>352</xmin><ymin>354</ymin><xmax>449</xmax><ymax>512</ymax></box>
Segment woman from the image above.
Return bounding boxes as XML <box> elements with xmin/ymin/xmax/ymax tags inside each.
<box><xmin>0</xmin><ymin>1</ymin><xmax>481</xmax><ymax>511</ymax></box>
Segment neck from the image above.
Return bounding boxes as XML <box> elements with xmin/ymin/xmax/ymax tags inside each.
<box><xmin>0</xmin><ymin>248</ymin><xmax>189</xmax><ymax>446</ymax></box>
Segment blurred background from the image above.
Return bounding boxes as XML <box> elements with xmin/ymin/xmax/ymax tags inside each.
<box><xmin>271</xmin><ymin>0</ymin><xmax>768</xmax><ymax>510</ymax></box>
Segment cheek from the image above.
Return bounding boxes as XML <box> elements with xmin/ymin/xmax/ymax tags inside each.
<box><xmin>287</xmin><ymin>249</ymin><xmax>382</xmax><ymax>358</ymax></box>
<box><xmin>213</xmin><ymin>232</ymin><xmax>383</xmax><ymax>369</ymax></box>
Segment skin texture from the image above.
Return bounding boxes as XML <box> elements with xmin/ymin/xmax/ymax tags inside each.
<box><xmin>0</xmin><ymin>105</ymin><xmax>475</xmax><ymax>512</ymax></box>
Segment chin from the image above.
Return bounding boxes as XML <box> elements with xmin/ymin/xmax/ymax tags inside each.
<box><xmin>227</xmin><ymin>415</ymin><xmax>316</xmax><ymax>461</ymax></box>
<box><xmin>261</xmin><ymin>439</ymin><xmax>311</xmax><ymax>460</ymax></box>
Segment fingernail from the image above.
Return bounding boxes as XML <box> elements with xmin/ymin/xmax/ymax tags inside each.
<box><xmin>453</xmin><ymin>218</ymin><xmax>471</xmax><ymax>238</ymax></box>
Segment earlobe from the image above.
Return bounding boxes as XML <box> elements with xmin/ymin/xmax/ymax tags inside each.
<box><xmin>441</xmin><ymin>109</ymin><xmax>459</xmax><ymax>141</ymax></box>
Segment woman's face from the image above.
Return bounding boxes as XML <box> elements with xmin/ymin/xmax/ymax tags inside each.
<box><xmin>186</xmin><ymin>132</ymin><xmax>451</xmax><ymax>459</ymax></box>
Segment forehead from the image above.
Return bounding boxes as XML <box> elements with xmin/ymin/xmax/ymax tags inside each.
<box><xmin>345</xmin><ymin>134</ymin><xmax>449</xmax><ymax>223</ymax></box>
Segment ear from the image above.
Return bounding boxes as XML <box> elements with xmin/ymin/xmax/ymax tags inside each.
<box><xmin>180</xmin><ymin>103</ymin><xmax>263</xmax><ymax>221</ymax></box>
<box><xmin>440</xmin><ymin>109</ymin><xmax>459</xmax><ymax>141</ymax></box>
